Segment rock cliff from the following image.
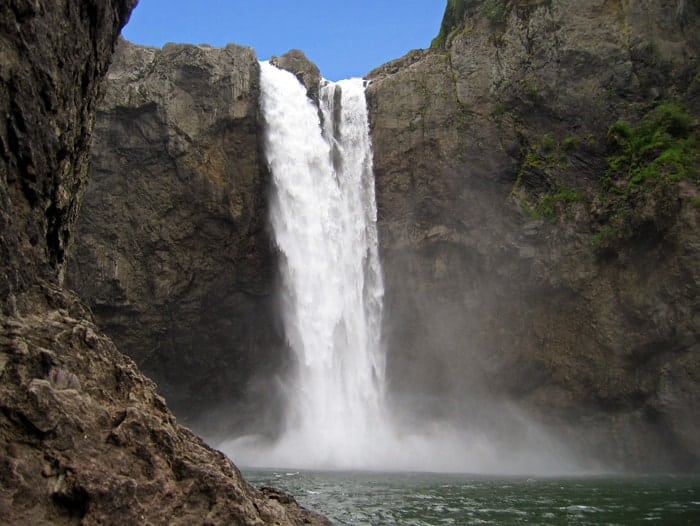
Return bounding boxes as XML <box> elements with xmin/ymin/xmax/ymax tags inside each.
<box><xmin>367</xmin><ymin>0</ymin><xmax>699</xmax><ymax>470</ymax></box>
<box><xmin>67</xmin><ymin>0</ymin><xmax>699</xmax><ymax>472</ymax></box>
<box><xmin>0</xmin><ymin>1</ymin><xmax>329</xmax><ymax>523</ymax></box>
<box><xmin>66</xmin><ymin>40</ymin><xmax>287</xmax><ymax>431</ymax></box>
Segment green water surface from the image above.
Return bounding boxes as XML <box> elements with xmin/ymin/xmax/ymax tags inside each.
<box><xmin>244</xmin><ymin>470</ymin><xmax>700</xmax><ymax>525</ymax></box>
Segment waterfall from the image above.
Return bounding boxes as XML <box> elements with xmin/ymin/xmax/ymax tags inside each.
<box><xmin>219</xmin><ymin>61</ymin><xmax>580</xmax><ymax>474</ymax></box>
<box><xmin>228</xmin><ymin>61</ymin><xmax>387</xmax><ymax>469</ymax></box>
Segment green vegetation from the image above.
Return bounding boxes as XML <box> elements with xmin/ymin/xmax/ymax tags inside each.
<box><xmin>589</xmin><ymin>101</ymin><xmax>698</xmax><ymax>246</ymax></box>
<box><xmin>541</xmin><ymin>133</ymin><xmax>556</xmax><ymax>152</ymax></box>
<box><xmin>537</xmin><ymin>186</ymin><xmax>582</xmax><ymax>217</ymax></box>
<box><xmin>591</xmin><ymin>224</ymin><xmax>613</xmax><ymax>245</ymax></box>
<box><xmin>513</xmin><ymin>133</ymin><xmax>584</xmax><ymax>219</ymax></box>
<box><xmin>562</xmin><ymin>136</ymin><xmax>576</xmax><ymax>150</ymax></box>
<box><xmin>431</xmin><ymin>0</ymin><xmax>511</xmax><ymax>48</ymax></box>
<box><xmin>481</xmin><ymin>0</ymin><xmax>509</xmax><ymax>25</ymax></box>
<box><xmin>431</xmin><ymin>0</ymin><xmax>467</xmax><ymax>48</ymax></box>
<box><xmin>511</xmin><ymin>103</ymin><xmax>697</xmax><ymax>245</ymax></box>
<box><xmin>606</xmin><ymin>102</ymin><xmax>698</xmax><ymax>190</ymax></box>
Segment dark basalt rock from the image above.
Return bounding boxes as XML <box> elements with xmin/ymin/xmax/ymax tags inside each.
<box><xmin>0</xmin><ymin>0</ymin><xmax>136</xmax><ymax>314</ymax></box>
<box><xmin>67</xmin><ymin>39</ymin><xmax>288</xmax><ymax>432</ymax></box>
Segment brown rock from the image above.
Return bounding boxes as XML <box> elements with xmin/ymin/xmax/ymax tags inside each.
<box><xmin>0</xmin><ymin>0</ymin><xmax>330</xmax><ymax>523</ymax></box>
<box><xmin>0</xmin><ymin>288</ymin><xmax>329</xmax><ymax>525</ymax></box>
<box><xmin>67</xmin><ymin>40</ymin><xmax>287</xmax><ymax>430</ymax></box>
<box><xmin>270</xmin><ymin>49</ymin><xmax>322</xmax><ymax>103</ymax></box>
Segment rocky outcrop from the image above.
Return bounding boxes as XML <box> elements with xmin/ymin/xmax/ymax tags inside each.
<box><xmin>270</xmin><ymin>49</ymin><xmax>321</xmax><ymax>103</ymax></box>
<box><xmin>67</xmin><ymin>40</ymin><xmax>287</xmax><ymax>429</ymax></box>
<box><xmin>0</xmin><ymin>1</ymin><xmax>329</xmax><ymax>523</ymax></box>
<box><xmin>1</xmin><ymin>287</ymin><xmax>328</xmax><ymax>525</ymax></box>
<box><xmin>367</xmin><ymin>0</ymin><xmax>699</xmax><ymax>470</ymax></box>
<box><xmin>0</xmin><ymin>0</ymin><xmax>135</xmax><ymax>313</ymax></box>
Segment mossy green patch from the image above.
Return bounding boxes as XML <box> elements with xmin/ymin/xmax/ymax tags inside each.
<box><xmin>481</xmin><ymin>0</ymin><xmax>509</xmax><ymax>25</ymax></box>
<box><xmin>606</xmin><ymin>101</ymin><xmax>698</xmax><ymax>190</ymax></box>
<box><xmin>432</xmin><ymin>0</ymin><xmax>512</xmax><ymax>48</ymax></box>
<box><xmin>591</xmin><ymin>102</ymin><xmax>698</xmax><ymax>246</ymax></box>
<box><xmin>513</xmin><ymin>133</ymin><xmax>584</xmax><ymax>219</ymax></box>
<box><xmin>537</xmin><ymin>186</ymin><xmax>582</xmax><ymax>217</ymax></box>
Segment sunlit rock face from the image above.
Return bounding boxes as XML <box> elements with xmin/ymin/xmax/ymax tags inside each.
<box><xmin>67</xmin><ymin>40</ymin><xmax>288</xmax><ymax>431</ymax></box>
<box><xmin>367</xmin><ymin>0</ymin><xmax>700</xmax><ymax>471</ymax></box>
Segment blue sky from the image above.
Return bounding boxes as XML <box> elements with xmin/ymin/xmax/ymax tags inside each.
<box><xmin>122</xmin><ymin>1</ymin><xmax>446</xmax><ymax>80</ymax></box>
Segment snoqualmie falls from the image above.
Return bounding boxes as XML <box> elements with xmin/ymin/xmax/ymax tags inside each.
<box><xmin>219</xmin><ymin>61</ymin><xmax>575</xmax><ymax>474</ymax></box>
<box><xmin>4</xmin><ymin>1</ymin><xmax>700</xmax><ymax>524</ymax></box>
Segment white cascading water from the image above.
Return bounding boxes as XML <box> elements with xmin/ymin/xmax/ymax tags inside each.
<box><xmin>220</xmin><ymin>61</ymin><xmax>578</xmax><ymax>474</ymax></box>
<box><xmin>226</xmin><ymin>61</ymin><xmax>388</xmax><ymax>469</ymax></box>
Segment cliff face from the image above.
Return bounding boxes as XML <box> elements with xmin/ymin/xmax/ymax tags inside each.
<box><xmin>66</xmin><ymin>40</ymin><xmax>286</xmax><ymax>429</ymax></box>
<box><xmin>367</xmin><ymin>0</ymin><xmax>699</xmax><ymax>470</ymax></box>
<box><xmin>0</xmin><ymin>0</ymin><xmax>135</xmax><ymax>313</ymax></box>
<box><xmin>0</xmin><ymin>1</ymin><xmax>329</xmax><ymax>523</ymax></box>
<box><xmin>67</xmin><ymin>0</ymin><xmax>699</xmax><ymax>472</ymax></box>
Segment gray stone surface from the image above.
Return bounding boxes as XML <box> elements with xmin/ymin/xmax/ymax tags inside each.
<box><xmin>67</xmin><ymin>40</ymin><xmax>287</xmax><ymax>429</ymax></box>
<box><xmin>367</xmin><ymin>0</ymin><xmax>700</xmax><ymax>470</ymax></box>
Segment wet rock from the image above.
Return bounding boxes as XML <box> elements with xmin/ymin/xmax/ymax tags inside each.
<box><xmin>270</xmin><ymin>49</ymin><xmax>322</xmax><ymax>103</ymax></box>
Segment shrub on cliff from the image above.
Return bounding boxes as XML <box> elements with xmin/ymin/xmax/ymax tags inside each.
<box><xmin>606</xmin><ymin>101</ymin><xmax>698</xmax><ymax>189</ymax></box>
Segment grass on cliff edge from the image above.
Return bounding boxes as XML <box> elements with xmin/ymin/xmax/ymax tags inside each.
<box><xmin>432</xmin><ymin>1</ymin><xmax>548</xmax><ymax>47</ymax></box>
<box><xmin>432</xmin><ymin>0</ymin><xmax>468</xmax><ymax>48</ymax></box>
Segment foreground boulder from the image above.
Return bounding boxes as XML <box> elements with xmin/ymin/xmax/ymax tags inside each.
<box><xmin>0</xmin><ymin>286</ymin><xmax>326</xmax><ymax>524</ymax></box>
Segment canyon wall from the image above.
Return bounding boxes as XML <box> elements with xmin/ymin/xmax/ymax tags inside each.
<box><xmin>0</xmin><ymin>1</ymin><xmax>328</xmax><ymax>523</ymax></box>
<box><xmin>367</xmin><ymin>0</ymin><xmax>699</xmax><ymax>470</ymax></box>
<box><xmin>68</xmin><ymin>0</ymin><xmax>699</xmax><ymax>471</ymax></box>
<box><xmin>66</xmin><ymin>40</ymin><xmax>286</xmax><ymax>431</ymax></box>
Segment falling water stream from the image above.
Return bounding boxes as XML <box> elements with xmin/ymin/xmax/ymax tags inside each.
<box><xmin>223</xmin><ymin>61</ymin><xmax>388</xmax><ymax>469</ymax></box>
<box><xmin>211</xmin><ymin>58</ymin><xmax>700</xmax><ymax>526</ymax></box>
